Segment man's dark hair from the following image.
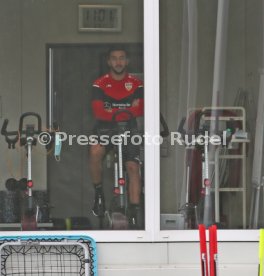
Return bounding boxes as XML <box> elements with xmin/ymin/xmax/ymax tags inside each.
<box><xmin>107</xmin><ymin>44</ymin><xmax>129</xmax><ymax>58</ymax></box>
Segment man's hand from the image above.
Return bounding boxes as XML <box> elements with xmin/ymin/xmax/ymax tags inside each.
<box><xmin>132</xmin><ymin>99</ymin><xmax>139</xmax><ymax>107</ymax></box>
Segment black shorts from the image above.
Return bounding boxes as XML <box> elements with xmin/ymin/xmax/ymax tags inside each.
<box><xmin>92</xmin><ymin>120</ymin><xmax>141</xmax><ymax>163</ymax></box>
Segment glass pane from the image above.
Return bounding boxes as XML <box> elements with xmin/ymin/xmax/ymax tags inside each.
<box><xmin>160</xmin><ymin>0</ymin><xmax>263</xmax><ymax>230</ymax></box>
<box><xmin>0</xmin><ymin>0</ymin><xmax>144</xmax><ymax>231</ymax></box>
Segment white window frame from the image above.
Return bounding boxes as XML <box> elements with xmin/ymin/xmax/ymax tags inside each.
<box><xmin>36</xmin><ymin>0</ymin><xmax>160</xmax><ymax>243</ymax></box>
<box><xmin>147</xmin><ymin>0</ymin><xmax>259</xmax><ymax>243</ymax></box>
<box><xmin>0</xmin><ymin>0</ymin><xmax>157</xmax><ymax>243</ymax></box>
<box><xmin>154</xmin><ymin>0</ymin><xmax>259</xmax><ymax>243</ymax></box>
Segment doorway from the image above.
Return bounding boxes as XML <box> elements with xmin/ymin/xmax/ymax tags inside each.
<box><xmin>47</xmin><ymin>43</ymin><xmax>143</xmax><ymax>229</ymax></box>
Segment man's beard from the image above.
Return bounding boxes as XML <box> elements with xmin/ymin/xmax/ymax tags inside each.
<box><xmin>111</xmin><ymin>66</ymin><xmax>126</xmax><ymax>75</ymax></box>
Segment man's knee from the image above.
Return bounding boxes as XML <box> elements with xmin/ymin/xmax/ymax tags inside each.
<box><xmin>90</xmin><ymin>144</ymin><xmax>105</xmax><ymax>160</ymax></box>
<box><xmin>126</xmin><ymin>161</ymin><xmax>139</xmax><ymax>174</ymax></box>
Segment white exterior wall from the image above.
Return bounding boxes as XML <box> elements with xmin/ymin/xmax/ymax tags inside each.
<box><xmin>96</xmin><ymin>242</ymin><xmax>258</xmax><ymax>276</ymax></box>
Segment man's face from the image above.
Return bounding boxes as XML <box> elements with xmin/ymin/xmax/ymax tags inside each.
<box><xmin>107</xmin><ymin>50</ymin><xmax>129</xmax><ymax>75</ymax></box>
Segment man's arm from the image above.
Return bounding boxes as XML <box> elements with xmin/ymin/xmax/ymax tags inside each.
<box><xmin>91</xmin><ymin>86</ymin><xmax>114</xmax><ymax>121</ymax></box>
<box><xmin>125</xmin><ymin>86</ymin><xmax>144</xmax><ymax>118</ymax></box>
<box><xmin>91</xmin><ymin>86</ymin><xmax>144</xmax><ymax>121</ymax></box>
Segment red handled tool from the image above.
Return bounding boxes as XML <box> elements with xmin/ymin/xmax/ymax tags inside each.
<box><xmin>199</xmin><ymin>224</ymin><xmax>218</xmax><ymax>276</ymax></box>
<box><xmin>209</xmin><ymin>225</ymin><xmax>218</xmax><ymax>276</ymax></box>
<box><xmin>199</xmin><ymin>224</ymin><xmax>209</xmax><ymax>276</ymax></box>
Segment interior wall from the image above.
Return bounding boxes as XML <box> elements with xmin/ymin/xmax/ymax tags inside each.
<box><xmin>160</xmin><ymin>0</ymin><xmax>220</xmax><ymax>213</ymax></box>
<box><xmin>159</xmin><ymin>0</ymin><xmax>183</xmax><ymax>212</ymax></box>
<box><xmin>0</xmin><ymin>1</ymin><xmax>22</xmax><ymax>187</ymax></box>
<box><xmin>0</xmin><ymin>0</ymin><xmax>143</xmax><ymax>190</ymax></box>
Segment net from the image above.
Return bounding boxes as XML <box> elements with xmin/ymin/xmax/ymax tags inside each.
<box><xmin>0</xmin><ymin>235</ymin><xmax>97</xmax><ymax>276</ymax></box>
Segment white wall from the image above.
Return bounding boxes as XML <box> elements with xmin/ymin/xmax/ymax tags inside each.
<box><xmin>96</xmin><ymin>242</ymin><xmax>258</xmax><ymax>276</ymax></box>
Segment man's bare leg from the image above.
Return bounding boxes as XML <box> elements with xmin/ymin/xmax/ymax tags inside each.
<box><xmin>126</xmin><ymin>161</ymin><xmax>141</xmax><ymax>204</ymax></box>
<box><xmin>89</xmin><ymin>144</ymin><xmax>106</xmax><ymax>216</ymax></box>
<box><xmin>126</xmin><ymin>161</ymin><xmax>142</xmax><ymax>228</ymax></box>
<box><xmin>89</xmin><ymin>144</ymin><xmax>105</xmax><ymax>183</ymax></box>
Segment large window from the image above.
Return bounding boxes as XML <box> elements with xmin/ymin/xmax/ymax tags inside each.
<box><xmin>0</xmin><ymin>0</ymin><xmax>146</xmax><ymax>239</ymax></box>
<box><xmin>159</xmin><ymin>0</ymin><xmax>264</xmax><ymax>234</ymax></box>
